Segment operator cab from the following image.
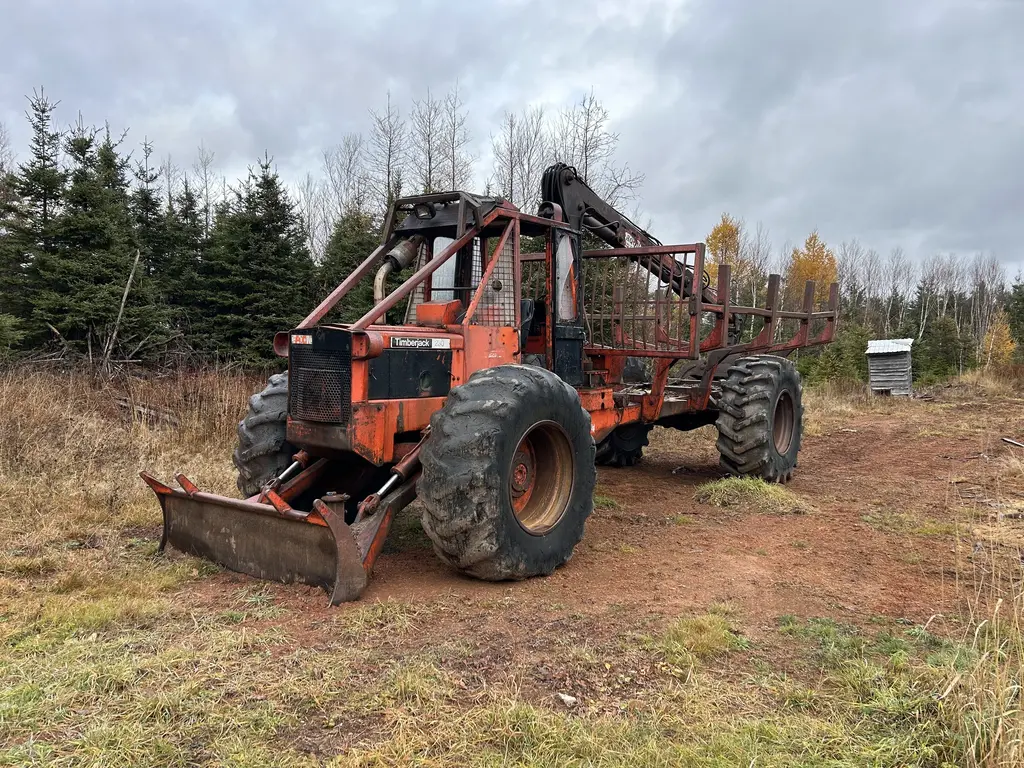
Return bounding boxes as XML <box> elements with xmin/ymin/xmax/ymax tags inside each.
<box><xmin>391</xmin><ymin>194</ymin><xmax>585</xmax><ymax>384</ymax></box>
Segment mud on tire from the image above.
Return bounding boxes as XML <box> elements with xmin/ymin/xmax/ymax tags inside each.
<box><xmin>233</xmin><ymin>372</ymin><xmax>296</xmax><ymax>497</ymax></box>
<box><xmin>596</xmin><ymin>423</ymin><xmax>652</xmax><ymax>467</ymax></box>
<box><xmin>418</xmin><ymin>364</ymin><xmax>597</xmax><ymax>581</ymax></box>
<box><xmin>715</xmin><ymin>355</ymin><xmax>803</xmax><ymax>483</ymax></box>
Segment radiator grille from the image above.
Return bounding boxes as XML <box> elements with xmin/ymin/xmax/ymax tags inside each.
<box><xmin>289</xmin><ymin>345</ymin><xmax>351</xmax><ymax>423</ymax></box>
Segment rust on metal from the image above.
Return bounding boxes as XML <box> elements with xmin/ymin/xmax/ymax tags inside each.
<box><xmin>144</xmin><ymin>163</ymin><xmax>841</xmax><ymax>607</ymax></box>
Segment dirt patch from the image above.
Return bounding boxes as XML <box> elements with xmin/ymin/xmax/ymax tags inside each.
<box><xmin>6</xmin><ymin>372</ymin><xmax>1024</xmax><ymax>765</ymax></box>
<box><xmin>175</xmin><ymin>389</ymin><xmax>1023</xmax><ymax>658</ymax></box>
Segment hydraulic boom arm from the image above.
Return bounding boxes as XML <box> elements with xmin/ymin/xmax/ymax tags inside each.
<box><xmin>539</xmin><ymin>163</ymin><xmax>715</xmax><ymax>303</ymax></box>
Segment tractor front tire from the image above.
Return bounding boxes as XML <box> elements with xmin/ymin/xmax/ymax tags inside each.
<box><xmin>418</xmin><ymin>364</ymin><xmax>596</xmax><ymax>581</ymax></box>
<box><xmin>715</xmin><ymin>355</ymin><xmax>803</xmax><ymax>483</ymax></box>
<box><xmin>233</xmin><ymin>372</ymin><xmax>296</xmax><ymax>497</ymax></box>
<box><xmin>596</xmin><ymin>423</ymin><xmax>653</xmax><ymax>467</ymax></box>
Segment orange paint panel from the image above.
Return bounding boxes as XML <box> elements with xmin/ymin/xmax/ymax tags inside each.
<box><xmin>588</xmin><ymin>403</ymin><xmax>643</xmax><ymax>443</ymax></box>
<box><xmin>462</xmin><ymin>325</ymin><xmax>519</xmax><ymax>376</ymax></box>
<box><xmin>578</xmin><ymin>388</ymin><xmax>642</xmax><ymax>442</ymax></box>
<box><xmin>351</xmin><ymin>359</ymin><xmax>369</xmax><ymax>402</ymax></box>
<box><xmin>415</xmin><ymin>300</ymin><xmax>463</xmax><ymax>327</ymax></box>
<box><xmin>348</xmin><ymin>403</ymin><xmax>389</xmax><ymax>464</ymax></box>
<box><xmin>348</xmin><ymin>398</ymin><xmax>447</xmax><ymax>464</ymax></box>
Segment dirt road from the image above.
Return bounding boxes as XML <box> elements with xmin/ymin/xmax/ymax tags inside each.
<box><xmin>191</xmin><ymin>384</ymin><xmax>1023</xmax><ymax>695</ymax></box>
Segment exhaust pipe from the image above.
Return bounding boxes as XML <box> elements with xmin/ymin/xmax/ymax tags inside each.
<box><xmin>374</xmin><ymin>236</ymin><xmax>424</xmax><ymax>304</ymax></box>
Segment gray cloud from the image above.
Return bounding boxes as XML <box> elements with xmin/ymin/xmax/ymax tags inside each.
<box><xmin>2</xmin><ymin>0</ymin><xmax>1021</xmax><ymax>276</ymax></box>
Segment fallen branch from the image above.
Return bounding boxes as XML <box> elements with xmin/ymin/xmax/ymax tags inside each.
<box><xmin>113</xmin><ymin>397</ymin><xmax>180</xmax><ymax>427</ymax></box>
<box><xmin>102</xmin><ymin>249</ymin><xmax>141</xmax><ymax>375</ymax></box>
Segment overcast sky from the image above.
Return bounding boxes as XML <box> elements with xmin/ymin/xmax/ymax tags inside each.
<box><xmin>2</xmin><ymin>0</ymin><xmax>1021</xmax><ymax>277</ymax></box>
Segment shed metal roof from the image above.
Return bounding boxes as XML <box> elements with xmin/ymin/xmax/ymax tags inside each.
<box><xmin>866</xmin><ymin>338</ymin><xmax>914</xmax><ymax>355</ymax></box>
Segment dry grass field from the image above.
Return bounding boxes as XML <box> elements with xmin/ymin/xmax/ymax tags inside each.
<box><xmin>1</xmin><ymin>366</ymin><xmax>1023</xmax><ymax>766</ymax></box>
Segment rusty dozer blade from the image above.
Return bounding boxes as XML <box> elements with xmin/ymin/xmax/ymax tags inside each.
<box><xmin>140</xmin><ymin>458</ymin><xmax>418</xmax><ymax>605</ymax></box>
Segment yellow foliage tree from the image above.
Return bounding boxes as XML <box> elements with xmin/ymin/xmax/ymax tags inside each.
<box><xmin>705</xmin><ymin>213</ymin><xmax>742</xmax><ymax>285</ymax></box>
<box><xmin>784</xmin><ymin>230</ymin><xmax>837</xmax><ymax>309</ymax></box>
<box><xmin>983</xmin><ymin>309</ymin><xmax>1016</xmax><ymax>368</ymax></box>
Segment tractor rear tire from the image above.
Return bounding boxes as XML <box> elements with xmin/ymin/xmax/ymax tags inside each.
<box><xmin>715</xmin><ymin>355</ymin><xmax>803</xmax><ymax>483</ymax></box>
<box><xmin>596</xmin><ymin>423</ymin><xmax>653</xmax><ymax>467</ymax></box>
<box><xmin>418</xmin><ymin>364</ymin><xmax>596</xmax><ymax>581</ymax></box>
<box><xmin>233</xmin><ymin>372</ymin><xmax>296</xmax><ymax>497</ymax></box>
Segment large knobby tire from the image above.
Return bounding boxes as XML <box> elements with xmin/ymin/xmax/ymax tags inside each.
<box><xmin>232</xmin><ymin>372</ymin><xmax>296</xmax><ymax>497</ymax></box>
<box><xmin>418</xmin><ymin>364</ymin><xmax>597</xmax><ymax>581</ymax></box>
<box><xmin>715</xmin><ymin>355</ymin><xmax>803</xmax><ymax>483</ymax></box>
<box><xmin>596</xmin><ymin>423</ymin><xmax>653</xmax><ymax>467</ymax></box>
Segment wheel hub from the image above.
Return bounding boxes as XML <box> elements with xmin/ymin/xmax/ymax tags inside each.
<box><xmin>773</xmin><ymin>390</ymin><xmax>795</xmax><ymax>454</ymax></box>
<box><xmin>508</xmin><ymin>421</ymin><xmax>574</xmax><ymax>535</ymax></box>
<box><xmin>510</xmin><ymin>443</ymin><xmax>536</xmax><ymax>496</ymax></box>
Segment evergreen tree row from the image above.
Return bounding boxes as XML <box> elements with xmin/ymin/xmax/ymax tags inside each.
<box><xmin>0</xmin><ymin>92</ymin><xmax>381</xmax><ymax>367</ymax></box>
<box><xmin>2</xmin><ymin>90</ymin><xmax>1021</xmax><ymax>382</ymax></box>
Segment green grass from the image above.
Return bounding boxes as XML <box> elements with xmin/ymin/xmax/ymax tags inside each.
<box><xmin>593</xmin><ymin>494</ymin><xmax>620</xmax><ymax>510</ymax></box>
<box><xmin>1</xmin><ymin>575</ymin><xmax>1020</xmax><ymax>767</ymax></box>
<box><xmin>2</xmin><ymin>369</ymin><xmax>1024</xmax><ymax>766</ymax></box>
<box><xmin>862</xmin><ymin>508</ymin><xmax>959</xmax><ymax>537</ymax></box>
<box><xmin>653</xmin><ymin>612</ymin><xmax>749</xmax><ymax>671</ymax></box>
<box><xmin>694</xmin><ymin>476</ymin><xmax>813</xmax><ymax>514</ymax></box>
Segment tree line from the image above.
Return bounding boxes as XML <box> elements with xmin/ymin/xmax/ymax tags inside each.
<box><xmin>0</xmin><ymin>87</ymin><xmax>642</xmax><ymax>368</ymax></box>
<box><xmin>1</xmin><ymin>86</ymin><xmax>1020</xmax><ymax>382</ymax></box>
<box><xmin>702</xmin><ymin>213</ymin><xmax>1023</xmax><ymax>384</ymax></box>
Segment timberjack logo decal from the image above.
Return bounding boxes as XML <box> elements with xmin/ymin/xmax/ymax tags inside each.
<box><xmin>390</xmin><ymin>337</ymin><xmax>451</xmax><ymax>350</ymax></box>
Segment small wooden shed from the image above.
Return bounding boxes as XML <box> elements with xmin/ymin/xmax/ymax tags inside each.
<box><xmin>866</xmin><ymin>338</ymin><xmax>914</xmax><ymax>396</ymax></box>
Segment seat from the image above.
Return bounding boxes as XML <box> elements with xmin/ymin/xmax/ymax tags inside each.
<box><xmin>520</xmin><ymin>299</ymin><xmax>535</xmax><ymax>350</ymax></box>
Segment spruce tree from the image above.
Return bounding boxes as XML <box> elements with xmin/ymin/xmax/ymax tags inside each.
<box><xmin>131</xmin><ymin>139</ymin><xmax>171</xmax><ymax>281</ymax></box>
<box><xmin>3</xmin><ymin>90</ymin><xmax>66</xmax><ymax>337</ymax></box>
<box><xmin>199</xmin><ymin>156</ymin><xmax>314</xmax><ymax>365</ymax></box>
<box><xmin>914</xmin><ymin>315</ymin><xmax>971</xmax><ymax>381</ymax></box>
<box><xmin>318</xmin><ymin>208</ymin><xmax>380</xmax><ymax>323</ymax></box>
<box><xmin>31</xmin><ymin>124</ymin><xmax>165</xmax><ymax>360</ymax></box>
<box><xmin>1008</xmin><ymin>275</ymin><xmax>1024</xmax><ymax>355</ymax></box>
<box><xmin>162</xmin><ymin>178</ymin><xmax>206</xmax><ymax>339</ymax></box>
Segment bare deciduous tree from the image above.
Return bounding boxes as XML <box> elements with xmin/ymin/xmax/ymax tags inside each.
<box><xmin>917</xmin><ymin>254</ymin><xmax>940</xmax><ymax>339</ymax></box>
<box><xmin>410</xmin><ymin>88</ymin><xmax>443</xmax><ymax>194</ymax></box>
<box><xmin>367</xmin><ymin>92</ymin><xmax>408</xmax><ymax>215</ymax></box>
<box><xmin>836</xmin><ymin>239</ymin><xmax>864</xmax><ymax>319</ymax></box>
<box><xmin>739</xmin><ymin>221</ymin><xmax>772</xmax><ymax>306</ymax></box>
<box><xmin>859</xmin><ymin>248</ymin><xmax>881</xmax><ymax>325</ymax></box>
<box><xmin>897</xmin><ymin>258</ymin><xmax>916</xmax><ymax>331</ymax></box>
<box><xmin>160</xmin><ymin>153</ymin><xmax>182</xmax><ymax>204</ymax></box>
<box><xmin>969</xmin><ymin>251</ymin><xmax>1005</xmax><ymax>358</ymax></box>
<box><xmin>192</xmin><ymin>141</ymin><xmax>216</xmax><ymax>235</ymax></box>
<box><xmin>882</xmin><ymin>246</ymin><xmax>908</xmax><ymax>334</ymax></box>
<box><xmin>322</xmin><ymin>133</ymin><xmax>369</xmax><ymax>218</ymax></box>
<box><xmin>490</xmin><ymin>105</ymin><xmax>547</xmax><ymax>211</ymax></box>
<box><xmin>297</xmin><ymin>172</ymin><xmax>330</xmax><ymax>261</ymax></box>
<box><xmin>0</xmin><ymin>120</ymin><xmax>13</xmax><ymax>175</ymax></box>
<box><xmin>0</xmin><ymin>121</ymin><xmax>14</xmax><ymax>213</ymax></box>
<box><xmin>440</xmin><ymin>82</ymin><xmax>474</xmax><ymax>191</ymax></box>
<box><xmin>548</xmin><ymin>89</ymin><xmax>643</xmax><ymax>207</ymax></box>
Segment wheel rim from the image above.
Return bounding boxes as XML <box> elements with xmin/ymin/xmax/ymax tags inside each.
<box><xmin>773</xmin><ymin>391</ymin><xmax>795</xmax><ymax>454</ymax></box>
<box><xmin>509</xmin><ymin>421</ymin><xmax>575</xmax><ymax>535</ymax></box>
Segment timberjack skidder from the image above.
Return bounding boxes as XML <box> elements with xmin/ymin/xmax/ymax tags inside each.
<box><xmin>142</xmin><ymin>163</ymin><xmax>838</xmax><ymax>604</ymax></box>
